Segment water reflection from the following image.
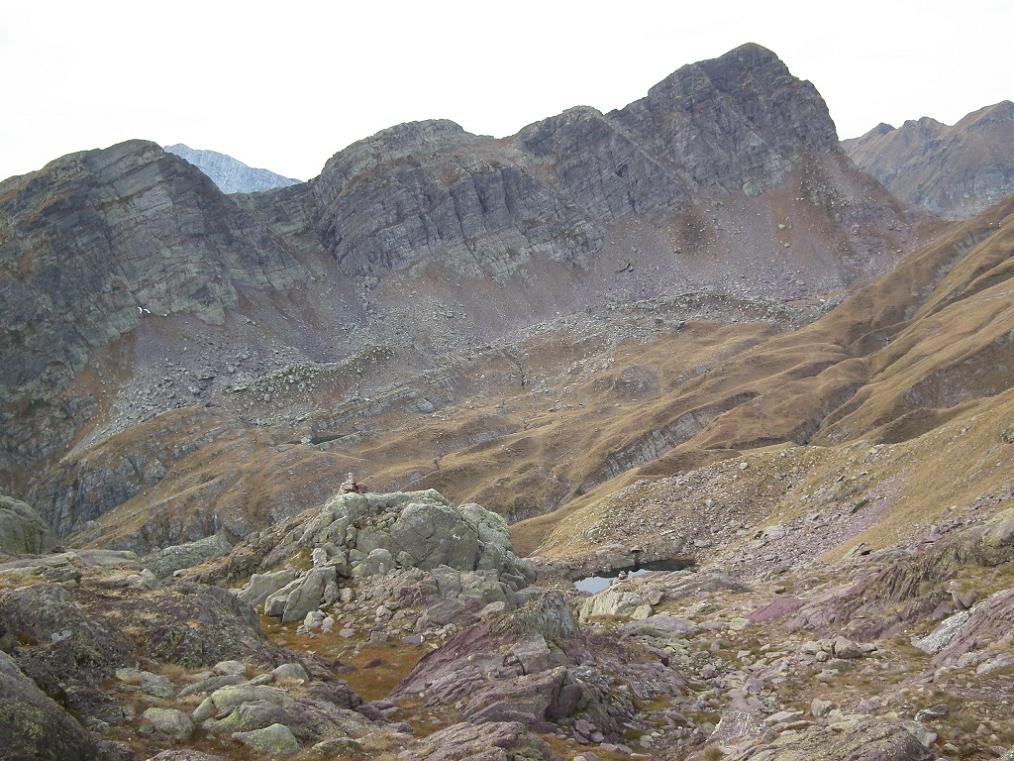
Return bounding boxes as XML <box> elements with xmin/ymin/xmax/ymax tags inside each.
<box><xmin>573</xmin><ymin>559</ymin><xmax>692</xmax><ymax>594</ymax></box>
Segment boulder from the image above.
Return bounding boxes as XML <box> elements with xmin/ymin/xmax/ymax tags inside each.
<box><xmin>464</xmin><ymin>665</ymin><xmax>585</xmax><ymax>727</ymax></box>
<box><xmin>726</xmin><ymin>717</ymin><xmax>935</xmax><ymax>760</ymax></box>
<box><xmin>387</xmin><ymin>502</ymin><xmax>480</xmax><ymax>569</ymax></box>
<box><xmin>142</xmin><ymin>534</ymin><xmax>232</xmax><ymax>578</ymax></box>
<box><xmin>832</xmin><ymin>636</ymin><xmax>874</xmax><ymax>659</ymax></box>
<box><xmin>404</xmin><ymin>720</ymin><xmax>558</xmax><ymax>761</ymax></box>
<box><xmin>272</xmin><ymin>663</ymin><xmax>309</xmax><ymax>683</ymax></box>
<box><xmin>213</xmin><ymin>660</ymin><xmax>248</xmax><ymax>676</ymax></box>
<box><xmin>142</xmin><ymin>706</ymin><xmax>195</xmax><ymax>740</ymax></box>
<box><xmin>193</xmin><ymin>684</ymin><xmax>291</xmax><ymax>722</ymax></box>
<box><xmin>115</xmin><ymin>667</ymin><xmax>174</xmax><ymax>697</ymax></box>
<box><xmin>911</xmin><ymin>611</ymin><xmax>970</xmax><ymax>654</ymax></box>
<box><xmin>178</xmin><ymin>673</ymin><xmax>245</xmax><ymax>697</ymax></box>
<box><xmin>0</xmin><ymin>494</ymin><xmax>53</xmax><ymax>554</ymax></box>
<box><xmin>0</xmin><ymin>650</ymin><xmax>97</xmax><ymax>761</ymax></box>
<box><xmin>232</xmin><ymin>723</ymin><xmax>299</xmax><ymax>755</ymax></box>
<box><xmin>237</xmin><ymin>569</ymin><xmax>297</xmax><ymax>608</ymax></box>
<box><xmin>206</xmin><ymin>699</ymin><xmax>291</xmax><ymax>734</ymax></box>
<box><xmin>265</xmin><ymin>578</ymin><xmax>303</xmax><ymax>617</ymax></box>
<box><xmin>579</xmin><ymin>587</ymin><xmax>648</xmax><ymax>619</ymax></box>
<box><xmin>620</xmin><ymin>613</ymin><xmax>700</xmax><ymax>636</ymax></box>
<box><xmin>281</xmin><ymin>567</ymin><xmax>336</xmax><ymax>623</ymax></box>
<box><xmin>351</xmin><ymin>547</ymin><xmax>395</xmax><ymax>577</ymax></box>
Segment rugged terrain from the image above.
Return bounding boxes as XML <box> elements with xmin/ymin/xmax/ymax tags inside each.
<box><xmin>2</xmin><ymin>43</ymin><xmax>917</xmax><ymax>549</ymax></box>
<box><xmin>843</xmin><ymin>101</ymin><xmax>1014</xmax><ymax>219</ymax></box>
<box><xmin>0</xmin><ymin>40</ymin><xmax>1013</xmax><ymax>761</ymax></box>
<box><xmin>164</xmin><ymin>144</ymin><xmax>301</xmax><ymax>194</ymax></box>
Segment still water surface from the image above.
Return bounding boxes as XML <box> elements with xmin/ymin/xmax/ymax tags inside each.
<box><xmin>573</xmin><ymin>559</ymin><xmax>692</xmax><ymax>594</ymax></box>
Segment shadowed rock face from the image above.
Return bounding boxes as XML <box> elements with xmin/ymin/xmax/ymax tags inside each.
<box><xmin>0</xmin><ymin>140</ymin><xmax>304</xmax><ymax>397</ymax></box>
<box><xmin>0</xmin><ymin>650</ymin><xmax>97</xmax><ymax>761</ymax></box>
<box><xmin>843</xmin><ymin>101</ymin><xmax>1014</xmax><ymax>219</ymax></box>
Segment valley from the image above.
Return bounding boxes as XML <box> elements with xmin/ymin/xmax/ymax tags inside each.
<box><xmin>0</xmin><ymin>40</ymin><xmax>1011</xmax><ymax>761</ymax></box>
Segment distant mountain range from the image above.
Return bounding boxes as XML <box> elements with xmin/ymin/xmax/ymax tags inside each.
<box><xmin>843</xmin><ymin>101</ymin><xmax>1014</xmax><ymax>219</ymax></box>
<box><xmin>164</xmin><ymin>143</ymin><xmax>300</xmax><ymax>193</ymax></box>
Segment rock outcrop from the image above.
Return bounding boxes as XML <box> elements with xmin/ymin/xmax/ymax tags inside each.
<box><xmin>0</xmin><ymin>495</ymin><xmax>52</xmax><ymax>554</ymax></box>
<box><xmin>226</xmin><ymin>490</ymin><xmax>536</xmax><ymax>626</ymax></box>
<box><xmin>0</xmin><ymin>650</ymin><xmax>97</xmax><ymax>761</ymax></box>
<box><xmin>142</xmin><ymin>533</ymin><xmax>232</xmax><ymax>578</ymax></box>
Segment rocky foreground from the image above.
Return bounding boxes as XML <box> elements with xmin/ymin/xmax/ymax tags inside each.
<box><xmin>0</xmin><ymin>486</ymin><xmax>1011</xmax><ymax>761</ymax></box>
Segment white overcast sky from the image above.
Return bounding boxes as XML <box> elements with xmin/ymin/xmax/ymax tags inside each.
<box><xmin>2</xmin><ymin>0</ymin><xmax>1011</xmax><ymax>182</ymax></box>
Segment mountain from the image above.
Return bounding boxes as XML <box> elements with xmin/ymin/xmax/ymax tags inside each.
<box><xmin>2</xmin><ymin>42</ymin><xmax>1014</xmax><ymax>761</ymax></box>
<box><xmin>843</xmin><ymin>101</ymin><xmax>1014</xmax><ymax>219</ymax></box>
<box><xmin>1</xmin><ymin>43</ymin><xmax>919</xmax><ymax>545</ymax></box>
<box><xmin>164</xmin><ymin>142</ymin><xmax>300</xmax><ymax>193</ymax></box>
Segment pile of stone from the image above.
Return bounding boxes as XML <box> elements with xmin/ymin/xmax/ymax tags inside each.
<box><xmin>235</xmin><ymin>490</ymin><xmax>536</xmax><ymax>629</ymax></box>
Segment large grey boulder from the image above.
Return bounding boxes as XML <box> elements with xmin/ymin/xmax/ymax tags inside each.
<box><xmin>0</xmin><ymin>495</ymin><xmax>53</xmax><ymax>554</ymax></box>
<box><xmin>0</xmin><ymin>650</ymin><xmax>97</xmax><ymax>761</ymax></box>
<box><xmin>387</xmin><ymin>501</ymin><xmax>480</xmax><ymax>569</ymax></box>
<box><xmin>232</xmin><ymin>722</ymin><xmax>299</xmax><ymax>755</ymax></box>
<box><xmin>237</xmin><ymin>569</ymin><xmax>297</xmax><ymax>607</ymax></box>
<box><xmin>141</xmin><ymin>706</ymin><xmax>195</xmax><ymax>740</ymax></box>
<box><xmin>280</xmin><ymin>567</ymin><xmax>336</xmax><ymax>623</ymax></box>
<box><xmin>142</xmin><ymin>534</ymin><xmax>232</xmax><ymax>578</ymax></box>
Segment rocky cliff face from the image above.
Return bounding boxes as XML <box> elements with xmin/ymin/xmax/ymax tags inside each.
<box><xmin>164</xmin><ymin>143</ymin><xmax>300</xmax><ymax>194</ymax></box>
<box><xmin>843</xmin><ymin>101</ymin><xmax>1014</xmax><ymax>218</ymax></box>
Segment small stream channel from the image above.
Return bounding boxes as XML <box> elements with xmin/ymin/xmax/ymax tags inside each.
<box><xmin>573</xmin><ymin>558</ymin><xmax>692</xmax><ymax>594</ymax></box>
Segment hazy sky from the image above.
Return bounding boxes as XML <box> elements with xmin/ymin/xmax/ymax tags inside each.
<box><xmin>2</xmin><ymin>0</ymin><xmax>1011</xmax><ymax>182</ymax></box>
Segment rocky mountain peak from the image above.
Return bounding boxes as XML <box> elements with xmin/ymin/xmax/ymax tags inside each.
<box><xmin>164</xmin><ymin>143</ymin><xmax>300</xmax><ymax>194</ymax></box>
<box><xmin>900</xmin><ymin>116</ymin><xmax>946</xmax><ymax>136</ymax></box>
<box><xmin>312</xmin><ymin>119</ymin><xmax>482</xmax><ymax>207</ymax></box>
<box><xmin>612</xmin><ymin>42</ymin><xmax>838</xmax><ymax>194</ymax></box>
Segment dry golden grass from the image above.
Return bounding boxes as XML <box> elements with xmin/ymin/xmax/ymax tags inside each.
<box><xmin>61</xmin><ymin>198</ymin><xmax>1013</xmax><ymax>564</ymax></box>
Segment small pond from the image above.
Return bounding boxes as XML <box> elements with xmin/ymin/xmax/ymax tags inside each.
<box><xmin>573</xmin><ymin>559</ymin><xmax>692</xmax><ymax>594</ymax></box>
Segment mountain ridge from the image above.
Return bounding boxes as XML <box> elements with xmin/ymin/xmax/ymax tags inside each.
<box><xmin>0</xmin><ymin>42</ymin><xmax>927</xmax><ymax>547</ymax></box>
<box><xmin>843</xmin><ymin>100</ymin><xmax>1014</xmax><ymax>219</ymax></box>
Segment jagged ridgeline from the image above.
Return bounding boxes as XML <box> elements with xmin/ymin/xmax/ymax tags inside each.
<box><xmin>843</xmin><ymin>100</ymin><xmax>1014</xmax><ymax>219</ymax></box>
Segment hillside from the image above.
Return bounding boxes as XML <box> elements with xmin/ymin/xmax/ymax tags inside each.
<box><xmin>843</xmin><ymin>101</ymin><xmax>1014</xmax><ymax>219</ymax></box>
